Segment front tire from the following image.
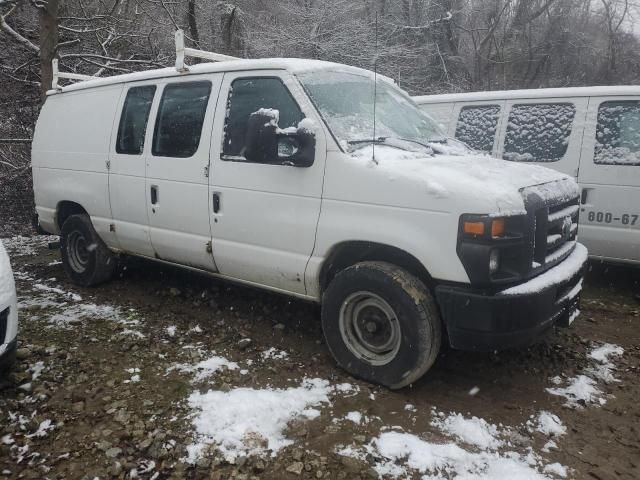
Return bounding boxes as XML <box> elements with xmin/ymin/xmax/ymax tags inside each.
<box><xmin>60</xmin><ymin>214</ymin><xmax>115</xmax><ymax>287</ymax></box>
<box><xmin>322</xmin><ymin>261</ymin><xmax>441</xmax><ymax>389</ymax></box>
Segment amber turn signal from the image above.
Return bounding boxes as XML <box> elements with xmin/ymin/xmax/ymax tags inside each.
<box><xmin>463</xmin><ymin>221</ymin><xmax>485</xmax><ymax>235</ymax></box>
<box><xmin>491</xmin><ymin>218</ymin><xmax>505</xmax><ymax>237</ymax></box>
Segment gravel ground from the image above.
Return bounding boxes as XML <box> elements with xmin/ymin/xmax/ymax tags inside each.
<box><xmin>0</xmin><ymin>235</ymin><xmax>639</xmax><ymax>480</ymax></box>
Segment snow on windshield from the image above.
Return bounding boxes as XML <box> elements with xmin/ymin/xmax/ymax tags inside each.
<box><xmin>454</xmin><ymin>105</ymin><xmax>501</xmax><ymax>153</ymax></box>
<box><xmin>297</xmin><ymin>71</ymin><xmax>443</xmax><ymax>150</ymax></box>
<box><xmin>503</xmin><ymin>103</ymin><xmax>575</xmax><ymax>163</ymax></box>
<box><xmin>594</xmin><ymin>101</ymin><xmax>640</xmax><ymax>166</ymax></box>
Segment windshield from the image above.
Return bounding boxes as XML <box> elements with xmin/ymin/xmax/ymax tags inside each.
<box><xmin>297</xmin><ymin>70</ymin><xmax>445</xmax><ymax>151</ymax></box>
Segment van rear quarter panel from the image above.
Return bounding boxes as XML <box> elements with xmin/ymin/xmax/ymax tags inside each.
<box><xmin>32</xmin><ymin>85</ymin><xmax>124</xmax><ymax>236</ymax></box>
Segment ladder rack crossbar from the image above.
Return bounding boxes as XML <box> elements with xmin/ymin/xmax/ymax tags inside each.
<box><xmin>50</xmin><ymin>29</ymin><xmax>241</xmax><ymax>90</ymax></box>
<box><xmin>175</xmin><ymin>29</ymin><xmax>239</xmax><ymax>71</ymax></box>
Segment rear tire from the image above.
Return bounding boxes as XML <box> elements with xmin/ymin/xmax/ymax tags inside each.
<box><xmin>60</xmin><ymin>214</ymin><xmax>115</xmax><ymax>287</ymax></box>
<box><xmin>321</xmin><ymin>261</ymin><xmax>441</xmax><ymax>389</ymax></box>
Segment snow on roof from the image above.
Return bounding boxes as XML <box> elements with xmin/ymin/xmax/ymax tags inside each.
<box><xmin>47</xmin><ymin>58</ymin><xmax>382</xmax><ymax>95</ymax></box>
<box><xmin>413</xmin><ymin>85</ymin><xmax>640</xmax><ymax>105</ymax></box>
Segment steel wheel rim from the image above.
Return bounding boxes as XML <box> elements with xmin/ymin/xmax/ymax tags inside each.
<box><xmin>67</xmin><ymin>230</ymin><xmax>90</xmax><ymax>273</ymax></box>
<box><xmin>339</xmin><ymin>291</ymin><xmax>401</xmax><ymax>366</ymax></box>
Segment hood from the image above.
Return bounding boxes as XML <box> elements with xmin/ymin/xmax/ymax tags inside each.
<box><xmin>349</xmin><ymin>145</ymin><xmax>578</xmax><ymax>215</ymax></box>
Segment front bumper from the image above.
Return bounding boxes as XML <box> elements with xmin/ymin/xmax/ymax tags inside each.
<box><xmin>0</xmin><ymin>338</ymin><xmax>17</xmax><ymax>373</ymax></box>
<box><xmin>436</xmin><ymin>243</ymin><xmax>588</xmax><ymax>351</ymax></box>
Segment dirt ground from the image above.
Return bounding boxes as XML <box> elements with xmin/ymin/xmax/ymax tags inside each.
<box><xmin>0</xmin><ymin>235</ymin><xmax>639</xmax><ymax>480</ymax></box>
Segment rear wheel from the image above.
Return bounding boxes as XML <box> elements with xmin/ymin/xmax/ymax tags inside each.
<box><xmin>321</xmin><ymin>261</ymin><xmax>441</xmax><ymax>389</ymax></box>
<box><xmin>60</xmin><ymin>214</ymin><xmax>115</xmax><ymax>287</ymax></box>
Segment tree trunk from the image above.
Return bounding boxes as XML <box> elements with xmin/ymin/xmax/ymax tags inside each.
<box><xmin>39</xmin><ymin>0</ymin><xmax>60</xmax><ymax>100</ymax></box>
<box><xmin>187</xmin><ymin>0</ymin><xmax>200</xmax><ymax>48</ymax></box>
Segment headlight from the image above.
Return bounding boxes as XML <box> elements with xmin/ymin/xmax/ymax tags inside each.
<box><xmin>489</xmin><ymin>249</ymin><xmax>500</xmax><ymax>274</ymax></box>
<box><xmin>462</xmin><ymin>217</ymin><xmax>506</xmax><ymax>238</ymax></box>
<box><xmin>457</xmin><ymin>213</ymin><xmax>529</xmax><ymax>286</ymax></box>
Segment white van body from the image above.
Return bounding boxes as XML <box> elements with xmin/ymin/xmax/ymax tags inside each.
<box><xmin>0</xmin><ymin>240</ymin><xmax>18</xmax><ymax>372</ymax></box>
<box><xmin>32</xmin><ymin>57</ymin><xmax>587</xmax><ymax>387</ymax></box>
<box><xmin>414</xmin><ymin>87</ymin><xmax>640</xmax><ymax>266</ymax></box>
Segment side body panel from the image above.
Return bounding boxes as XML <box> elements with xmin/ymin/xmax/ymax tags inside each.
<box><xmin>31</xmin><ymin>85</ymin><xmax>123</xmax><ymax>242</ymax></box>
<box><xmin>577</xmin><ymin>96</ymin><xmax>640</xmax><ymax>265</ymax></box>
<box><xmin>306</xmin><ymin>149</ymin><xmax>469</xmax><ymax>300</ymax></box>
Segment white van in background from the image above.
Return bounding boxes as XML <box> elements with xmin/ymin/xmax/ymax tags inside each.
<box><xmin>414</xmin><ymin>87</ymin><xmax>640</xmax><ymax>266</ymax></box>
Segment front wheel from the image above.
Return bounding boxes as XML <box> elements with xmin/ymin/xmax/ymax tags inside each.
<box><xmin>321</xmin><ymin>261</ymin><xmax>441</xmax><ymax>389</ymax></box>
<box><xmin>60</xmin><ymin>214</ymin><xmax>115</xmax><ymax>287</ymax></box>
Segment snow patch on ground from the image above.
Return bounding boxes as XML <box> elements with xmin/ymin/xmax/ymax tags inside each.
<box><xmin>17</xmin><ymin>275</ymin><xmax>145</xmax><ymax>336</ymax></box>
<box><xmin>546</xmin><ymin>375</ymin><xmax>603</xmax><ymax>408</ymax></box>
<box><xmin>186</xmin><ymin>378</ymin><xmax>331</xmax><ymax>462</ymax></box>
<box><xmin>430</xmin><ymin>411</ymin><xmax>503</xmax><ymax>450</ymax></box>
<box><xmin>532</xmin><ymin>411</ymin><xmax>566</xmax><ymax>437</ymax></box>
<box><xmin>168</xmin><ymin>354</ymin><xmax>239</xmax><ymax>381</ymax></box>
<box><xmin>345</xmin><ymin>411</ymin><xmax>363</xmax><ymax>425</ymax></box>
<box><xmin>546</xmin><ymin>342</ymin><xmax>624</xmax><ymax>408</ymax></box>
<box><xmin>261</xmin><ymin>347</ymin><xmax>288</xmax><ymax>360</ymax></box>
<box><xmin>338</xmin><ymin>431</ymin><xmax>561</xmax><ymax>479</ymax></box>
<box><xmin>2</xmin><ymin>235</ymin><xmax>58</xmax><ymax>257</ymax></box>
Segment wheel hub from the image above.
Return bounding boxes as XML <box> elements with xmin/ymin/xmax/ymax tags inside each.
<box><xmin>339</xmin><ymin>292</ymin><xmax>401</xmax><ymax>366</ymax></box>
<box><xmin>67</xmin><ymin>230</ymin><xmax>90</xmax><ymax>273</ymax></box>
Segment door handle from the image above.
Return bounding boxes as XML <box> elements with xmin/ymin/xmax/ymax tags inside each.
<box><xmin>150</xmin><ymin>185</ymin><xmax>159</xmax><ymax>205</ymax></box>
<box><xmin>581</xmin><ymin>188</ymin><xmax>590</xmax><ymax>205</ymax></box>
<box><xmin>213</xmin><ymin>192</ymin><xmax>220</xmax><ymax>213</ymax></box>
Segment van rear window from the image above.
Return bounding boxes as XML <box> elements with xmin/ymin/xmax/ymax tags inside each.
<box><xmin>454</xmin><ymin>105</ymin><xmax>500</xmax><ymax>153</ymax></box>
<box><xmin>152</xmin><ymin>81</ymin><xmax>212</xmax><ymax>158</ymax></box>
<box><xmin>595</xmin><ymin>101</ymin><xmax>640</xmax><ymax>166</ymax></box>
<box><xmin>116</xmin><ymin>86</ymin><xmax>156</xmax><ymax>155</ymax></box>
<box><xmin>503</xmin><ymin>103</ymin><xmax>575</xmax><ymax>163</ymax></box>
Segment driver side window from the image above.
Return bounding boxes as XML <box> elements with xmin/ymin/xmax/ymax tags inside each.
<box><xmin>222</xmin><ymin>77</ymin><xmax>305</xmax><ymax>162</ymax></box>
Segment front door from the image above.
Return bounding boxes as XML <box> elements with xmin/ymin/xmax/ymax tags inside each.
<box><xmin>208</xmin><ymin>71</ymin><xmax>327</xmax><ymax>294</ymax></box>
<box><xmin>577</xmin><ymin>96</ymin><xmax>640</xmax><ymax>264</ymax></box>
<box><xmin>145</xmin><ymin>74</ymin><xmax>223</xmax><ymax>270</ymax></box>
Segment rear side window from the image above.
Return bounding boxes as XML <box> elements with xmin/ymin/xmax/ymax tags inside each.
<box><xmin>152</xmin><ymin>81</ymin><xmax>212</xmax><ymax>158</ymax></box>
<box><xmin>454</xmin><ymin>105</ymin><xmax>500</xmax><ymax>153</ymax></box>
<box><xmin>116</xmin><ymin>86</ymin><xmax>156</xmax><ymax>155</ymax></box>
<box><xmin>594</xmin><ymin>101</ymin><xmax>640</xmax><ymax>166</ymax></box>
<box><xmin>223</xmin><ymin>77</ymin><xmax>304</xmax><ymax>160</ymax></box>
<box><xmin>503</xmin><ymin>103</ymin><xmax>575</xmax><ymax>162</ymax></box>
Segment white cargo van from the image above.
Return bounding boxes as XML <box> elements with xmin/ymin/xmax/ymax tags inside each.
<box><xmin>414</xmin><ymin>87</ymin><xmax>640</xmax><ymax>267</ymax></box>
<box><xmin>32</xmin><ymin>33</ymin><xmax>587</xmax><ymax>388</ymax></box>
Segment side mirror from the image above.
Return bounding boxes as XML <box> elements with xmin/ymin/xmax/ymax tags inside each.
<box><xmin>245</xmin><ymin>110</ymin><xmax>315</xmax><ymax>167</ymax></box>
<box><xmin>277</xmin><ymin>128</ymin><xmax>315</xmax><ymax>167</ymax></box>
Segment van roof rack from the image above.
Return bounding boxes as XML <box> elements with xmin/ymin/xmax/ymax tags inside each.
<box><xmin>50</xmin><ymin>29</ymin><xmax>239</xmax><ymax>90</ymax></box>
<box><xmin>51</xmin><ymin>59</ymin><xmax>95</xmax><ymax>90</ymax></box>
<box><xmin>174</xmin><ymin>29</ymin><xmax>239</xmax><ymax>71</ymax></box>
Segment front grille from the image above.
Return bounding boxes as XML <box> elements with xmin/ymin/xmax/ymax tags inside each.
<box><xmin>533</xmin><ymin>196</ymin><xmax>580</xmax><ymax>268</ymax></box>
<box><xmin>0</xmin><ymin>307</ymin><xmax>8</xmax><ymax>344</ymax></box>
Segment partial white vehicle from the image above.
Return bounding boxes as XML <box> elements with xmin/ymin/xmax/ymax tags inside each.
<box><xmin>31</xmin><ymin>32</ymin><xmax>587</xmax><ymax>388</ymax></box>
<box><xmin>414</xmin><ymin>87</ymin><xmax>640</xmax><ymax>267</ymax></box>
<box><xmin>0</xmin><ymin>240</ymin><xmax>18</xmax><ymax>373</ymax></box>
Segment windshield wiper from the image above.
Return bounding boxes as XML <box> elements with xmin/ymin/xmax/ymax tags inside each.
<box><xmin>386</xmin><ymin>136</ymin><xmax>433</xmax><ymax>150</ymax></box>
<box><xmin>347</xmin><ymin>137</ymin><xmax>387</xmax><ymax>145</ymax></box>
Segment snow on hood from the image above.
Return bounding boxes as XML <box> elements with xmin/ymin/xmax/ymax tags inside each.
<box><xmin>0</xmin><ymin>240</ymin><xmax>16</xmax><ymax>302</ymax></box>
<box><xmin>350</xmin><ymin>145</ymin><xmax>576</xmax><ymax>215</ymax></box>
